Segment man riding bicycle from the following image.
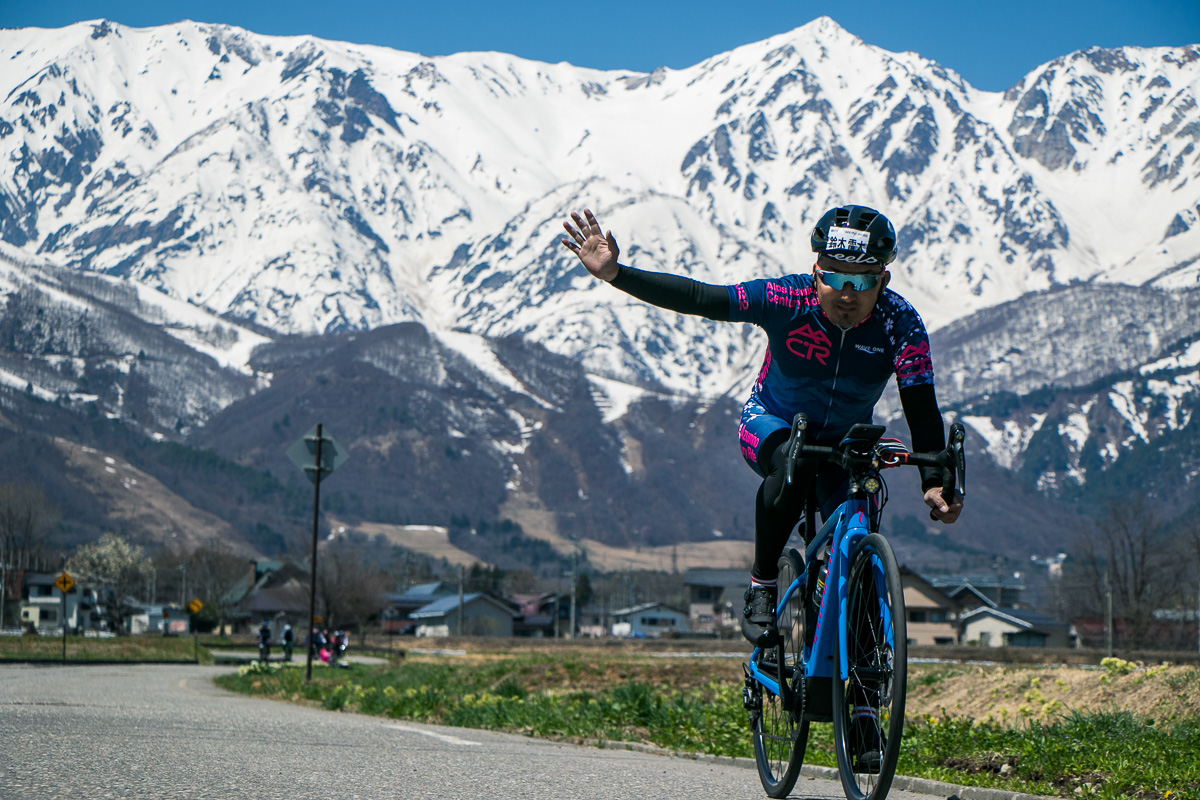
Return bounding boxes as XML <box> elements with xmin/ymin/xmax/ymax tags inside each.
<box><xmin>561</xmin><ymin>203</ymin><xmax>963</xmax><ymax>642</ymax></box>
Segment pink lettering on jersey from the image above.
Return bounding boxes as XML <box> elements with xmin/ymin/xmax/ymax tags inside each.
<box><xmin>736</xmin><ymin>284</ymin><xmax>749</xmax><ymax>312</ymax></box>
<box><xmin>895</xmin><ymin>341</ymin><xmax>933</xmax><ymax>380</ymax></box>
<box><xmin>755</xmin><ymin>349</ymin><xmax>772</xmax><ymax>386</ymax></box>
<box><xmin>739</xmin><ymin>424</ymin><xmax>762</xmax><ymax>464</ymax></box>
<box><xmin>739</xmin><ymin>425</ymin><xmax>761</xmax><ymax>449</ymax></box>
<box><xmin>785</xmin><ymin>324</ymin><xmax>832</xmax><ymax>365</ymax></box>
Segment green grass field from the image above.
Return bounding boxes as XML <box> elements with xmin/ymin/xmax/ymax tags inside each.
<box><xmin>0</xmin><ymin>632</ymin><xmax>218</xmax><ymax>662</ymax></box>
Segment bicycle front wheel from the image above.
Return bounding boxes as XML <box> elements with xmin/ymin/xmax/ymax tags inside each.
<box><xmin>832</xmin><ymin>533</ymin><xmax>907</xmax><ymax>800</ymax></box>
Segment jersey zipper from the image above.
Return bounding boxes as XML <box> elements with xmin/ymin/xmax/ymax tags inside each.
<box><xmin>816</xmin><ymin>327</ymin><xmax>849</xmax><ymax>439</ymax></box>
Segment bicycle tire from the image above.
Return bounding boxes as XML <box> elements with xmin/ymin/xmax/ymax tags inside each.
<box><xmin>750</xmin><ymin>644</ymin><xmax>802</xmax><ymax>797</ymax></box>
<box><xmin>750</xmin><ymin>548</ymin><xmax>808</xmax><ymax>798</ymax></box>
<box><xmin>831</xmin><ymin>533</ymin><xmax>907</xmax><ymax>800</ymax></box>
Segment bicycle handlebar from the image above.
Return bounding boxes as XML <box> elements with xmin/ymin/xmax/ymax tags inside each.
<box><xmin>774</xmin><ymin>413</ymin><xmax>966</xmax><ymax>515</ymax></box>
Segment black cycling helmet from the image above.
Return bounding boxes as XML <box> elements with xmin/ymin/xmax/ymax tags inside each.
<box><xmin>810</xmin><ymin>205</ymin><xmax>897</xmax><ymax>267</ymax></box>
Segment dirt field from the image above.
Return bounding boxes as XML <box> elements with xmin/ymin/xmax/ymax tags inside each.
<box><xmin>905</xmin><ymin>659</ymin><xmax>1200</xmax><ymax>725</ymax></box>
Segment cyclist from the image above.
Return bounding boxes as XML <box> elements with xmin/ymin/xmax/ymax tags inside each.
<box><xmin>281</xmin><ymin>624</ymin><xmax>295</xmax><ymax>662</ymax></box>
<box><xmin>563</xmin><ymin>214</ymin><xmax>962</xmax><ymax>655</ymax></box>
<box><xmin>256</xmin><ymin>620</ymin><xmax>271</xmax><ymax>663</ymax></box>
<box><xmin>563</xmin><ymin>203</ymin><xmax>961</xmax><ymax>768</ymax></box>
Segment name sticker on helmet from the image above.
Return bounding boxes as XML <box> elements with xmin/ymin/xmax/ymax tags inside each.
<box><xmin>825</xmin><ymin>226</ymin><xmax>870</xmax><ymax>252</ymax></box>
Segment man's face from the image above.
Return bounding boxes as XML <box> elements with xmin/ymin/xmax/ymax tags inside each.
<box><xmin>813</xmin><ymin>255</ymin><xmax>889</xmax><ymax>329</ymax></box>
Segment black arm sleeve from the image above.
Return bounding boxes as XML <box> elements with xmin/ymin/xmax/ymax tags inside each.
<box><xmin>609</xmin><ymin>264</ymin><xmax>732</xmax><ymax>321</ymax></box>
<box><xmin>898</xmin><ymin>382</ymin><xmax>946</xmax><ymax>492</ymax></box>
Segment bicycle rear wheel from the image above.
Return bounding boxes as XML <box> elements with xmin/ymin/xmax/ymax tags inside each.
<box><xmin>832</xmin><ymin>533</ymin><xmax>907</xmax><ymax>800</ymax></box>
<box><xmin>750</xmin><ymin>549</ymin><xmax>808</xmax><ymax>798</ymax></box>
<box><xmin>750</xmin><ymin>644</ymin><xmax>801</xmax><ymax>797</ymax></box>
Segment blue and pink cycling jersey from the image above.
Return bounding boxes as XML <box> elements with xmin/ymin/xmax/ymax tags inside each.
<box><xmin>726</xmin><ymin>273</ymin><xmax>935</xmax><ymax>476</ymax></box>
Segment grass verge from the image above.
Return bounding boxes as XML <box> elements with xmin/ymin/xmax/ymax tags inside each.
<box><xmin>0</xmin><ymin>633</ymin><xmax>221</xmax><ymax>663</ymax></box>
<box><xmin>217</xmin><ymin>652</ymin><xmax>1200</xmax><ymax>800</ymax></box>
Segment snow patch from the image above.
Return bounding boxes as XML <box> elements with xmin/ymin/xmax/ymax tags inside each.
<box><xmin>961</xmin><ymin>413</ymin><xmax>1046</xmax><ymax>469</ymax></box>
<box><xmin>1140</xmin><ymin>340</ymin><xmax>1200</xmax><ymax>375</ymax></box>
<box><xmin>587</xmin><ymin>374</ymin><xmax>648</xmax><ymax>424</ymax></box>
<box><xmin>1108</xmin><ymin>381</ymin><xmax>1150</xmax><ymax>443</ymax></box>
<box><xmin>1058</xmin><ymin>399</ymin><xmax>1096</xmax><ymax>451</ymax></box>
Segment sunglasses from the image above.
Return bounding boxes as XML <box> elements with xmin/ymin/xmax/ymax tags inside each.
<box><xmin>815</xmin><ymin>268</ymin><xmax>882</xmax><ymax>291</ymax></box>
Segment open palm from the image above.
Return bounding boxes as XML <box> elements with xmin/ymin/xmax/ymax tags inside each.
<box><xmin>561</xmin><ymin>208</ymin><xmax>620</xmax><ymax>281</ymax></box>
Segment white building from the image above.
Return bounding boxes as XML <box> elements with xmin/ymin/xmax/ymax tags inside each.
<box><xmin>19</xmin><ymin>572</ymin><xmax>108</xmax><ymax>632</ymax></box>
<box><xmin>611</xmin><ymin>602</ymin><xmax>689</xmax><ymax>638</ymax></box>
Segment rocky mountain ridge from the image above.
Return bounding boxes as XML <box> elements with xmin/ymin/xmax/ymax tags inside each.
<box><xmin>1</xmin><ymin>19</ymin><xmax>1198</xmax><ymax>568</ymax></box>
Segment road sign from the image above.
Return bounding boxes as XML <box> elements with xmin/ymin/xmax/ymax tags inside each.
<box><xmin>188</xmin><ymin>598</ymin><xmax>204</xmax><ymax>615</ymax></box>
<box><xmin>286</xmin><ymin>425</ymin><xmax>348</xmax><ymax>484</ymax></box>
<box><xmin>54</xmin><ymin>572</ymin><xmax>75</xmax><ymax>593</ymax></box>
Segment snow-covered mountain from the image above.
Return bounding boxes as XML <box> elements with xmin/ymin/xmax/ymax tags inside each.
<box><xmin>2</xmin><ymin>18</ymin><xmax>1199</xmax><ymax>554</ymax></box>
<box><xmin>3</xmin><ymin>19</ymin><xmax>1198</xmax><ymax>388</ymax></box>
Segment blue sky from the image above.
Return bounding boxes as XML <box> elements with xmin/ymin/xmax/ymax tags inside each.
<box><xmin>3</xmin><ymin>0</ymin><xmax>1198</xmax><ymax>92</ymax></box>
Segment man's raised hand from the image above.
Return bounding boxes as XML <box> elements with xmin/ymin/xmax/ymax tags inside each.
<box><xmin>561</xmin><ymin>209</ymin><xmax>620</xmax><ymax>282</ymax></box>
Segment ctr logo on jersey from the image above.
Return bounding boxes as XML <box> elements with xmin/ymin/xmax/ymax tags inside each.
<box><xmin>895</xmin><ymin>341</ymin><xmax>934</xmax><ymax>381</ymax></box>
<box><xmin>786</xmin><ymin>324</ymin><xmax>831</xmax><ymax>364</ymax></box>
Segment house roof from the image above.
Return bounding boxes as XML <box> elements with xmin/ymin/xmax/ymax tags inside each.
<box><xmin>612</xmin><ymin>602</ymin><xmax>686</xmax><ymax>618</ymax></box>
<box><xmin>509</xmin><ymin>592</ymin><xmax>559</xmax><ymax>616</ymax></box>
<box><xmin>942</xmin><ymin>584</ymin><xmax>998</xmax><ymax>609</ymax></box>
<box><xmin>899</xmin><ymin>568</ymin><xmax>959</xmax><ymax>609</ymax></box>
<box><xmin>386</xmin><ymin>581</ymin><xmax>458</xmax><ymax>605</ymax></box>
<box><xmin>683</xmin><ymin>569</ymin><xmax>747</xmax><ymax>588</ymax></box>
<box><xmin>960</xmin><ymin>606</ymin><xmax>1065</xmax><ymax>632</ymax></box>
<box><xmin>924</xmin><ymin>573</ymin><xmax>1025</xmax><ymax>591</ymax></box>
<box><xmin>408</xmin><ymin>593</ymin><xmax>518</xmax><ymax>620</ymax></box>
<box><xmin>247</xmin><ymin>584</ymin><xmax>310</xmax><ymax>614</ymax></box>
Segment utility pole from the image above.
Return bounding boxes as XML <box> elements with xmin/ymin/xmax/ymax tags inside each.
<box><xmin>285</xmin><ymin>423</ymin><xmax>345</xmax><ymax>683</ymax></box>
<box><xmin>1</xmin><ymin>543</ymin><xmax>7</xmax><ymax>632</ymax></box>
<box><xmin>457</xmin><ymin>565</ymin><xmax>465</xmax><ymax>636</ymax></box>
<box><xmin>1105</xmin><ymin>569</ymin><xmax>1114</xmax><ymax>657</ymax></box>
<box><xmin>568</xmin><ymin>550</ymin><xmax>577</xmax><ymax>640</ymax></box>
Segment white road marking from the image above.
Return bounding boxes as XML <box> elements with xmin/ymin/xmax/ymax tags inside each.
<box><xmin>387</xmin><ymin>724</ymin><xmax>481</xmax><ymax>746</ymax></box>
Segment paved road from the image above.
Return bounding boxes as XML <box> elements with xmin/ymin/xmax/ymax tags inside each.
<box><xmin>0</xmin><ymin>663</ymin><xmax>954</xmax><ymax>800</ymax></box>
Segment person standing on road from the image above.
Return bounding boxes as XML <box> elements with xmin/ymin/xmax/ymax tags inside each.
<box><xmin>256</xmin><ymin>620</ymin><xmax>271</xmax><ymax>663</ymax></box>
<box><xmin>561</xmin><ymin>205</ymin><xmax>963</xmax><ymax>647</ymax></box>
<box><xmin>281</xmin><ymin>624</ymin><xmax>294</xmax><ymax>662</ymax></box>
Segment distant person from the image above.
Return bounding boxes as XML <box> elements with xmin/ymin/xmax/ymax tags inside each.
<box><xmin>332</xmin><ymin>629</ymin><xmax>348</xmax><ymax>667</ymax></box>
<box><xmin>256</xmin><ymin>620</ymin><xmax>271</xmax><ymax>663</ymax></box>
<box><xmin>319</xmin><ymin>629</ymin><xmax>332</xmax><ymax>664</ymax></box>
<box><xmin>309</xmin><ymin>627</ymin><xmax>326</xmax><ymax>662</ymax></box>
<box><xmin>281</xmin><ymin>624</ymin><xmax>295</xmax><ymax>662</ymax></box>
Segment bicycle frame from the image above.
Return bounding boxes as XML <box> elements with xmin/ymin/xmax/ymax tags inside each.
<box><xmin>747</xmin><ymin>494</ymin><xmax>883</xmax><ymax>694</ymax></box>
<box><xmin>744</xmin><ymin>416</ymin><xmax>962</xmax><ymax>800</ymax></box>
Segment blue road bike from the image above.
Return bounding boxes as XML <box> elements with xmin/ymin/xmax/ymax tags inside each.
<box><xmin>743</xmin><ymin>413</ymin><xmax>965</xmax><ymax>800</ymax></box>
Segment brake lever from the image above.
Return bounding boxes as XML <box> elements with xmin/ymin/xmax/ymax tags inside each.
<box><xmin>930</xmin><ymin>422</ymin><xmax>966</xmax><ymax>521</ymax></box>
<box><xmin>774</xmin><ymin>413</ymin><xmax>807</xmax><ymax>509</ymax></box>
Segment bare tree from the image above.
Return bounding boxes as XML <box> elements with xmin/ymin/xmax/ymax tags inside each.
<box><xmin>69</xmin><ymin>533</ymin><xmax>152</xmax><ymax>633</ymax></box>
<box><xmin>315</xmin><ymin>539</ymin><xmax>388</xmax><ymax>642</ymax></box>
<box><xmin>191</xmin><ymin>538</ymin><xmax>251</xmax><ymax>627</ymax></box>
<box><xmin>0</xmin><ymin>484</ymin><xmax>60</xmax><ymax>628</ymax></box>
<box><xmin>1067</xmin><ymin>500</ymin><xmax>1190</xmax><ymax>650</ymax></box>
